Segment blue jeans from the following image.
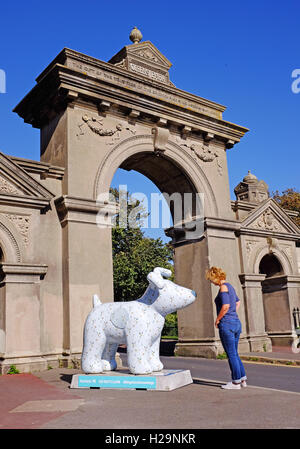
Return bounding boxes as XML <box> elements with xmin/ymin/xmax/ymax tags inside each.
<box><xmin>218</xmin><ymin>319</ymin><xmax>247</xmax><ymax>383</ymax></box>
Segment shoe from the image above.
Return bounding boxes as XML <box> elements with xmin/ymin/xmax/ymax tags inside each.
<box><xmin>221</xmin><ymin>382</ymin><xmax>241</xmax><ymax>390</ymax></box>
<box><xmin>241</xmin><ymin>380</ymin><xmax>247</xmax><ymax>387</ymax></box>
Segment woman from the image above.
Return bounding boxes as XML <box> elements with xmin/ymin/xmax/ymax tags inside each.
<box><xmin>206</xmin><ymin>266</ymin><xmax>247</xmax><ymax>390</ymax></box>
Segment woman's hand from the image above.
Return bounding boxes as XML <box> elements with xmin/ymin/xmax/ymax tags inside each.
<box><xmin>215</xmin><ymin>304</ymin><xmax>229</xmax><ymax>328</ymax></box>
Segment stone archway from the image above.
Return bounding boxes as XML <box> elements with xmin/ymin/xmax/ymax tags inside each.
<box><xmin>2</xmin><ymin>29</ymin><xmax>299</xmax><ymax>372</ymax></box>
<box><xmin>253</xmin><ymin>245</ymin><xmax>293</xmax><ymax>276</ymax></box>
<box><xmin>0</xmin><ymin>215</ymin><xmax>25</xmax><ymax>263</ymax></box>
<box><xmin>12</xmin><ymin>36</ymin><xmax>250</xmax><ymax>362</ymax></box>
<box><xmin>93</xmin><ymin>134</ymin><xmax>221</xmax><ymax>355</ymax></box>
<box><xmin>90</xmin><ymin>127</ymin><xmax>248</xmax><ymax>357</ymax></box>
<box><xmin>93</xmin><ymin>134</ymin><xmax>218</xmax><ymax>219</ymax></box>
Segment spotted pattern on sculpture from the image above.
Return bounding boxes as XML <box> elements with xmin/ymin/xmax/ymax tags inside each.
<box><xmin>81</xmin><ymin>267</ymin><xmax>197</xmax><ymax>375</ymax></box>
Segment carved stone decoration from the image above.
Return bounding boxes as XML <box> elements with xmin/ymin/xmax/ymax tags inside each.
<box><xmin>251</xmin><ymin>209</ymin><xmax>286</xmax><ymax>232</ymax></box>
<box><xmin>76</xmin><ymin>115</ymin><xmax>136</xmax><ymax>145</ymax></box>
<box><xmin>280</xmin><ymin>244</ymin><xmax>293</xmax><ymax>261</ymax></box>
<box><xmin>113</xmin><ymin>59</ymin><xmax>126</xmax><ymax>69</ymax></box>
<box><xmin>4</xmin><ymin>214</ymin><xmax>30</xmax><ymax>247</ymax></box>
<box><xmin>109</xmin><ymin>30</ymin><xmax>173</xmax><ymax>86</ymax></box>
<box><xmin>176</xmin><ymin>138</ymin><xmax>223</xmax><ymax>175</ymax></box>
<box><xmin>0</xmin><ymin>176</ymin><xmax>23</xmax><ymax>195</ymax></box>
<box><xmin>245</xmin><ymin>240</ymin><xmax>258</xmax><ymax>261</ymax></box>
<box><xmin>152</xmin><ymin>126</ymin><xmax>170</xmax><ymax>152</ymax></box>
<box><xmin>136</xmin><ymin>49</ymin><xmax>159</xmax><ymax>62</ymax></box>
<box><xmin>267</xmin><ymin>237</ymin><xmax>279</xmax><ymax>253</ymax></box>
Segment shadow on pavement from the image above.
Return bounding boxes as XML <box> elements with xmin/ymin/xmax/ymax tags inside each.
<box><xmin>60</xmin><ymin>373</ymin><xmax>73</xmax><ymax>385</ymax></box>
<box><xmin>193</xmin><ymin>379</ymin><xmax>224</xmax><ymax>388</ymax></box>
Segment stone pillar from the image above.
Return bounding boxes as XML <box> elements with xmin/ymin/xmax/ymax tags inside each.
<box><xmin>261</xmin><ymin>274</ymin><xmax>300</xmax><ymax>347</ymax></box>
<box><xmin>172</xmin><ymin>237</ymin><xmax>221</xmax><ymax>358</ymax></box>
<box><xmin>0</xmin><ymin>263</ymin><xmax>48</xmax><ymax>373</ymax></box>
<box><xmin>55</xmin><ymin>196</ymin><xmax>117</xmax><ymax>357</ymax></box>
<box><xmin>168</xmin><ymin>217</ymin><xmax>250</xmax><ymax>358</ymax></box>
<box><xmin>239</xmin><ymin>273</ymin><xmax>272</xmax><ymax>351</ymax></box>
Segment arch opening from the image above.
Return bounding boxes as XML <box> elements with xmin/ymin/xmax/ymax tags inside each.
<box><xmin>110</xmin><ymin>165</ymin><xmax>175</xmax><ymax>308</ymax></box>
<box><xmin>94</xmin><ymin>135</ymin><xmax>218</xmax><ymax>219</ymax></box>
<box><xmin>259</xmin><ymin>254</ymin><xmax>284</xmax><ymax>278</ymax></box>
<box><xmin>120</xmin><ymin>152</ymin><xmax>197</xmax><ymax>197</ymax></box>
<box><xmin>117</xmin><ymin>151</ymin><xmax>201</xmax><ymax>226</ymax></box>
<box><xmin>259</xmin><ymin>253</ymin><xmax>289</xmax><ymax>341</ymax></box>
<box><xmin>111</xmin><ymin>167</ymin><xmax>174</xmax><ymax>241</ymax></box>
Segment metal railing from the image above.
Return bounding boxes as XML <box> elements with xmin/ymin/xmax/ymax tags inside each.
<box><xmin>293</xmin><ymin>308</ymin><xmax>300</xmax><ymax>334</ymax></box>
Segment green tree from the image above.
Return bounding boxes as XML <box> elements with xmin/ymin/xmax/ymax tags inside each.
<box><xmin>111</xmin><ymin>188</ymin><xmax>174</xmax><ymax>302</ymax></box>
<box><xmin>162</xmin><ymin>312</ymin><xmax>178</xmax><ymax>338</ymax></box>
<box><xmin>272</xmin><ymin>188</ymin><xmax>300</xmax><ymax>228</ymax></box>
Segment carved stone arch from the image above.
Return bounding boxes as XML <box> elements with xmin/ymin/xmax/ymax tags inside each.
<box><xmin>166</xmin><ymin>139</ymin><xmax>218</xmax><ymax>217</ymax></box>
<box><xmin>93</xmin><ymin>134</ymin><xmax>218</xmax><ymax>218</ymax></box>
<box><xmin>0</xmin><ymin>215</ymin><xmax>25</xmax><ymax>263</ymax></box>
<box><xmin>252</xmin><ymin>244</ymin><xmax>292</xmax><ymax>276</ymax></box>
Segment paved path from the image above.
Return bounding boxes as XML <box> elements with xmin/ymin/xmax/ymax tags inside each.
<box><xmin>38</xmin><ymin>364</ymin><xmax>300</xmax><ymax>430</ymax></box>
<box><xmin>158</xmin><ymin>355</ymin><xmax>300</xmax><ymax>393</ymax></box>
<box><xmin>1</xmin><ymin>355</ymin><xmax>300</xmax><ymax>430</ymax></box>
<box><xmin>0</xmin><ymin>373</ymin><xmax>83</xmax><ymax>429</ymax></box>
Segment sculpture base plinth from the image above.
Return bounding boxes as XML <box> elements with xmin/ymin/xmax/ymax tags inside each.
<box><xmin>70</xmin><ymin>368</ymin><xmax>193</xmax><ymax>391</ymax></box>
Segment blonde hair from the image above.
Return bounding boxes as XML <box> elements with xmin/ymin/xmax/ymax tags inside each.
<box><xmin>205</xmin><ymin>266</ymin><xmax>226</xmax><ymax>284</ymax></box>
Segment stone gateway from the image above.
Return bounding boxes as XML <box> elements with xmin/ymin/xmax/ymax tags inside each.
<box><xmin>0</xmin><ymin>28</ymin><xmax>299</xmax><ymax>373</ymax></box>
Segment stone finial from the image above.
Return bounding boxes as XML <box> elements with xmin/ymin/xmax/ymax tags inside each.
<box><xmin>243</xmin><ymin>170</ymin><xmax>258</xmax><ymax>184</ymax></box>
<box><xmin>129</xmin><ymin>27</ymin><xmax>143</xmax><ymax>44</ymax></box>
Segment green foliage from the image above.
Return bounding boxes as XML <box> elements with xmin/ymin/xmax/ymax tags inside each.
<box><xmin>162</xmin><ymin>312</ymin><xmax>178</xmax><ymax>338</ymax></box>
<box><xmin>217</xmin><ymin>352</ymin><xmax>228</xmax><ymax>359</ymax></box>
<box><xmin>7</xmin><ymin>365</ymin><xmax>20</xmax><ymax>374</ymax></box>
<box><xmin>111</xmin><ymin>188</ymin><xmax>174</xmax><ymax>302</ymax></box>
<box><xmin>272</xmin><ymin>188</ymin><xmax>300</xmax><ymax>228</ymax></box>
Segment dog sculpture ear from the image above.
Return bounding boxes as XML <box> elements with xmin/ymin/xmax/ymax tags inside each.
<box><xmin>147</xmin><ymin>271</ymin><xmax>164</xmax><ymax>289</ymax></box>
<box><xmin>153</xmin><ymin>267</ymin><xmax>172</xmax><ymax>278</ymax></box>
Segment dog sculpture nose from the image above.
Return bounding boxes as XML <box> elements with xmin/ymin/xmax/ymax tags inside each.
<box><xmin>192</xmin><ymin>290</ymin><xmax>197</xmax><ymax>298</ymax></box>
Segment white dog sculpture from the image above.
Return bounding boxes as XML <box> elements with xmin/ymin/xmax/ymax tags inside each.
<box><xmin>81</xmin><ymin>267</ymin><xmax>197</xmax><ymax>375</ymax></box>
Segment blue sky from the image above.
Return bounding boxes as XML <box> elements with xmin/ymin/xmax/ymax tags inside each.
<box><xmin>0</xmin><ymin>0</ymin><xmax>299</xmax><ymax>242</ymax></box>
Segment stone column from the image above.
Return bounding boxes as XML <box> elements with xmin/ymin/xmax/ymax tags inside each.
<box><xmin>239</xmin><ymin>273</ymin><xmax>272</xmax><ymax>351</ymax></box>
<box><xmin>55</xmin><ymin>196</ymin><xmax>117</xmax><ymax>358</ymax></box>
<box><xmin>0</xmin><ymin>263</ymin><xmax>48</xmax><ymax>373</ymax></box>
<box><xmin>167</xmin><ymin>217</ymin><xmax>249</xmax><ymax>358</ymax></box>
<box><xmin>172</xmin><ymin>238</ymin><xmax>223</xmax><ymax>358</ymax></box>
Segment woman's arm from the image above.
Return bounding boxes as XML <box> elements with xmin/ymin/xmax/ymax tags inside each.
<box><xmin>215</xmin><ymin>284</ymin><xmax>229</xmax><ymax>327</ymax></box>
<box><xmin>215</xmin><ymin>304</ymin><xmax>230</xmax><ymax>327</ymax></box>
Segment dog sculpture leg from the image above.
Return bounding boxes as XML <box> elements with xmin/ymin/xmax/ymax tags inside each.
<box><xmin>126</xmin><ymin>327</ymin><xmax>152</xmax><ymax>375</ymax></box>
<box><xmin>101</xmin><ymin>342</ymin><xmax>118</xmax><ymax>371</ymax></box>
<box><xmin>149</xmin><ymin>336</ymin><xmax>164</xmax><ymax>372</ymax></box>
<box><xmin>81</xmin><ymin>319</ymin><xmax>106</xmax><ymax>373</ymax></box>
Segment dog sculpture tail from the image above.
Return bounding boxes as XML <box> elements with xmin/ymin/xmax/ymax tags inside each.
<box><xmin>93</xmin><ymin>294</ymin><xmax>101</xmax><ymax>308</ymax></box>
